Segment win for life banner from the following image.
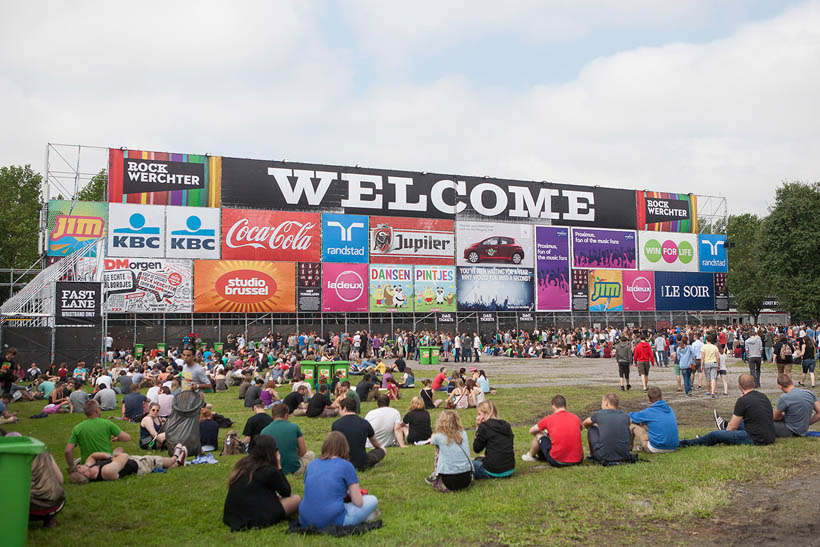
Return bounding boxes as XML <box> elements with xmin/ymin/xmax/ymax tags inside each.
<box><xmin>535</xmin><ymin>226</ymin><xmax>570</xmax><ymax>311</ymax></box>
<box><xmin>571</xmin><ymin>228</ymin><xmax>636</xmax><ymax>270</ymax></box>
<box><xmin>55</xmin><ymin>282</ymin><xmax>101</xmax><ymax>326</ymax></box>
<box><xmin>638</xmin><ymin>231</ymin><xmax>698</xmax><ymax>272</ymax></box>
<box><xmin>456</xmin><ymin>266</ymin><xmax>534</xmax><ymax>311</ymax></box>
<box><xmin>103</xmin><ymin>258</ymin><xmax>193</xmax><ymax>313</ymax></box>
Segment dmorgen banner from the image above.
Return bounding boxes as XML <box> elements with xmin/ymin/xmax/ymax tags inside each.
<box><xmin>414</xmin><ymin>266</ymin><xmax>456</xmax><ymax>313</ymax></box>
<box><xmin>636</xmin><ymin>191</ymin><xmax>697</xmax><ymax>233</ymax></box>
<box><xmin>219</xmin><ymin>156</ymin><xmax>638</xmax><ymax>227</ymax></box>
<box><xmin>369</xmin><ymin>216</ymin><xmax>454</xmax><ymax>265</ymax></box>
<box><xmin>221</xmin><ymin>208</ymin><xmax>321</xmax><ymax>262</ymax></box>
<box><xmin>588</xmin><ymin>270</ymin><xmax>623</xmax><ymax>312</ymax></box>
<box><xmin>638</xmin><ymin>231</ymin><xmax>698</xmax><ymax>272</ymax></box>
<box><xmin>369</xmin><ymin>265</ymin><xmax>413</xmax><ymax>312</ymax></box>
<box><xmin>535</xmin><ymin>226</ymin><xmax>570</xmax><ymax>311</ymax></box>
<box><xmin>623</xmin><ymin>270</ymin><xmax>655</xmax><ymax>311</ymax></box>
<box><xmin>194</xmin><ymin>260</ymin><xmax>295</xmax><ymax>313</ymax></box>
<box><xmin>47</xmin><ymin>200</ymin><xmax>107</xmax><ymax>257</ymax></box>
<box><xmin>55</xmin><ymin>282</ymin><xmax>101</xmax><ymax>326</ymax></box>
<box><xmin>655</xmin><ymin>272</ymin><xmax>715</xmax><ymax>311</ymax></box>
<box><xmin>571</xmin><ymin>228</ymin><xmax>636</xmax><ymax>269</ymax></box>
<box><xmin>322</xmin><ymin>263</ymin><xmax>368</xmax><ymax>312</ymax></box>
<box><xmin>103</xmin><ymin>258</ymin><xmax>193</xmax><ymax>313</ymax></box>
<box><xmin>456</xmin><ymin>266</ymin><xmax>534</xmax><ymax>311</ymax></box>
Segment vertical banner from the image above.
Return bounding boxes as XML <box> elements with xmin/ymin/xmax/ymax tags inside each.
<box><xmin>369</xmin><ymin>216</ymin><xmax>455</xmax><ymax>265</ymax></box>
<box><xmin>714</xmin><ymin>273</ymin><xmax>729</xmax><ymax>311</ymax></box>
<box><xmin>103</xmin><ymin>258</ymin><xmax>193</xmax><ymax>313</ymax></box>
<box><xmin>297</xmin><ymin>262</ymin><xmax>322</xmax><ymax>312</ymax></box>
<box><xmin>194</xmin><ymin>260</ymin><xmax>295</xmax><ymax>313</ymax></box>
<box><xmin>107</xmin><ymin>203</ymin><xmax>166</xmax><ymax>258</ymax></box>
<box><xmin>414</xmin><ymin>266</ymin><xmax>457</xmax><ymax>313</ymax></box>
<box><xmin>55</xmin><ymin>282</ymin><xmax>101</xmax><ymax>326</ymax></box>
<box><xmin>47</xmin><ymin>200</ymin><xmax>107</xmax><ymax>257</ymax></box>
<box><xmin>638</xmin><ymin>231</ymin><xmax>698</xmax><ymax>272</ymax></box>
<box><xmin>623</xmin><ymin>270</ymin><xmax>655</xmax><ymax>311</ymax></box>
<box><xmin>654</xmin><ymin>272</ymin><xmax>715</xmax><ymax>311</ymax></box>
<box><xmin>636</xmin><ymin>191</ymin><xmax>697</xmax><ymax>232</ymax></box>
<box><xmin>699</xmin><ymin>234</ymin><xmax>727</xmax><ymax>273</ymax></box>
<box><xmin>456</xmin><ymin>221</ymin><xmax>534</xmax><ymax>267</ymax></box>
<box><xmin>369</xmin><ymin>265</ymin><xmax>414</xmax><ymax>312</ymax></box>
<box><xmin>221</xmin><ymin>208</ymin><xmax>321</xmax><ymax>262</ymax></box>
<box><xmin>322</xmin><ymin>213</ymin><xmax>369</xmax><ymax>263</ymax></box>
<box><xmin>165</xmin><ymin>206</ymin><xmax>220</xmax><ymax>259</ymax></box>
<box><xmin>456</xmin><ymin>266</ymin><xmax>534</xmax><ymax>311</ymax></box>
<box><xmin>322</xmin><ymin>263</ymin><xmax>368</xmax><ymax>312</ymax></box>
<box><xmin>588</xmin><ymin>270</ymin><xmax>623</xmax><ymax>312</ymax></box>
<box><xmin>571</xmin><ymin>269</ymin><xmax>589</xmax><ymax>312</ymax></box>
<box><xmin>571</xmin><ymin>228</ymin><xmax>636</xmax><ymax>269</ymax></box>
<box><xmin>535</xmin><ymin>226</ymin><xmax>570</xmax><ymax>311</ymax></box>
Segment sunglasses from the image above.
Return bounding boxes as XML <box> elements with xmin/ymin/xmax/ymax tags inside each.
<box><xmin>150</xmin><ymin>408</ymin><xmax>159</xmax><ymax>412</ymax></box>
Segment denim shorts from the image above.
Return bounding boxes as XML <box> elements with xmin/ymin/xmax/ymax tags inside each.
<box><xmin>803</xmin><ymin>358</ymin><xmax>816</xmax><ymax>373</ymax></box>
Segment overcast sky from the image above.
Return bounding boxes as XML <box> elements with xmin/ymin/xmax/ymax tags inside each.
<box><xmin>1</xmin><ymin>0</ymin><xmax>818</xmax><ymax>216</ymax></box>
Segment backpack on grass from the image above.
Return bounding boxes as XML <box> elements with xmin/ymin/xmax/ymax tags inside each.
<box><xmin>220</xmin><ymin>431</ymin><xmax>245</xmax><ymax>456</ymax></box>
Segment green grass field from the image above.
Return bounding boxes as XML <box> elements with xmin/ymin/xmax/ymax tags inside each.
<box><xmin>6</xmin><ymin>363</ymin><xmax>818</xmax><ymax>546</ymax></box>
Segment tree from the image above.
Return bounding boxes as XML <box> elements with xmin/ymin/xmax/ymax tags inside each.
<box><xmin>0</xmin><ymin>165</ymin><xmax>42</xmax><ymax>270</ymax></box>
<box><xmin>726</xmin><ymin>214</ymin><xmax>767</xmax><ymax>323</ymax></box>
<box><xmin>759</xmin><ymin>181</ymin><xmax>820</xmax><ymax>320</ymax></box>
<box><xmin>76</xmin><ymin>169</ymin><xmax>106</xmax><ymax>201</ymax></box>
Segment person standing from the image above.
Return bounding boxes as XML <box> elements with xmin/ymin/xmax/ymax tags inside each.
<box><xmin>180</xmin><ymin>346</ymin><xmax>210</xmax><ymax>392</ymax></box>
<box><xmin>799</xmin><ymin>336</ymin><xmax>816</xmax><ymax>388</ymax></box>
<box><xmin>473</xmin><ymin>332</ymin><xmax>481</xmax><ymax>364</ymax></box>
<box><xmin>765</xmin><ymin>329</ymin><xmax>775</xmax><ymax>362</ymax></box>
<box><xmin>614</xmin><ymin>336</ymin><xmax>632</xmax><ymax>391</ymax></box>
<box><xmin>632</xmin><ymin>334</ymin><xmax>655</xmax><ymax>393</ymax></box>
<box><xmin>701</xmin><ymin>335</ymin><xmax>720</xmax><ymax>399</ymax></box>
<box><xmin>676</xmin><ymin>337</ymin><xmax>695</xmax><ymax>396</ymax></box>
<box><xmin>691</xmin><ymin>333</ymin><xmax>704</xmax><ymax>389</ymax></box>
<box><xmin>745</xmin><ymin>329</ymin><xmax>764</xmax><ymax>388</ymax></box>
<box><xmin>654</xmin><ymin>332</ymin><xmax>668</xmax><ymax>368</ymax></box>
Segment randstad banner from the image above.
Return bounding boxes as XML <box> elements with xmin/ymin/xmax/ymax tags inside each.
<box><xmin>47</xmin><ymin>200</ymin><xmax>107</xmax><ymax>257</ymax></box>
<box><xmin>588</xmin><ymin>270</ymin><xmax>623</xmax><ymax>312</ymax></box>
<box><xmin>699</xmin><ymin>234</ymin><xmax>727</xmax><ymax>273</ymax></box>
<box><xmin>369</xmin><ymin>265</ymin><xmax>413</xmax><ymax>312</ymax></box>
<box><xmin>194</xmin><ymin>260</ymin><xmax>295</xmax><ymax>313</ymax></box>
<box><xmin>654</xmin><ymin>272</ymin><xmax>715</xmax><ymax>311</ymax></box>
<box><xmin>107</xmin><ymin>203</ymin><xmax>166</xmax><ymax>258</ymax></box>
<box><xmin>322</xmin><ymin>263</ymin><xmax>368</xmax><ymax>312</ymax></box>
<box><xmin>638</xmin><ymin>231</ymin><xmax>698</xmax><ymax>272</ymax></box>
<box><xmin>322</xmin><ymin>213</ymin><xmax>368</xmax><ymax>263</ymax></box>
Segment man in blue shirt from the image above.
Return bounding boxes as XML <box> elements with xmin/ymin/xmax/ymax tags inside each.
<box><xmin>629</xmin><ymin>387</ymin><xmax>678</xmax><ymax>453</ymax></box>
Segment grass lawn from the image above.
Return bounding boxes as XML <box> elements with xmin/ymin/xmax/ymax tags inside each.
<box><xmin>7</xmin><ymin>363</ymin><xmax>819</xmax><ymax>546</ymax></box>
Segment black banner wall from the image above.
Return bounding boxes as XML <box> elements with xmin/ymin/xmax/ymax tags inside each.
<box><xmin>55</xmin><ymin>282</ymin><xmax>101</xmax><ymax>326</ymax></box>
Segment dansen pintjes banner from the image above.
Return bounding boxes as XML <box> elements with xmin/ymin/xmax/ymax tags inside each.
<box><xmin>571</xmin><ymin>228</ymin><xmax>636</xmax><ymax>269</ymax></box>
<box><xmin>654</xmin><ymin>272</ymin><xmax>715</xmax><ymax>311</ymax></box>
<box><xmin>456</xmin><ymin>266</ymin><xmax>534</xmax><ymax>311</ymax></box>
<box><xmin>369</xmin><ymin>216</ymin><xmax>454</xmax><ymax>265</ymax></box>
<box><xmin>322</xmin><ymin>263</ymin><xmax>368</xmax><ymax>312</ymax></box>
<box><xmin>103</xmin><ymin>258</ymin><xmax>193</xmax><ymax>313</ymax></box>
<box><xmin>638</xmin><ymin>231</ymin><xmax>698</xmax><ymax>272</ymax></box>
<box><xmin>47</xmin><ymin>200</ymin><xmax>107</xmax><ymax>257</ymax></box>
<box><xmin>588</xmin><ymin>270</ymin><xmax>623</xmax><ymax>312</ymax></box>
<box><xmin>165</xmin><ymin>206</ymin><xmax>220</xmax><ymax>259</ymax></box>
<box><xmin>108</xmin><ymin>149</ymin><xmax>220</xmax><ymax>207</ymax></box>
<box><xmin>221</xmin><ymin>208</ymin><xmax>321</xmax><ymax>262</ymax></box>
<box><xmin>535</xmin><ymin>226</ymin><xmax>570</xmax><ymax>311</ymax></box>
<box><xmin>322</xmin><ymin>214</ymin><xmax>368</xmax><ymax>263</ymax></box>
<box><xmin>636</xmin><ymin>191</ymin><xmax>697</xmax><ymax>233</ymax></box>
<box><xmin>218</xmin><ymin>157</ymin><xmax>638</xmax><ymax>227</ymax></box>
<box><xmin>369</xmin><ymin>265</ymin><xmax>413</xmax><ymax>312</ymax></box>
<box><xmin>414</xmin><ymin>266</ymin><xmax>456</xmax><ymax>313</ymax></box>
<box><xmin>456</xmin><ymin>221</ymin><xmax>534</xmax><ymax>268</ymax></box>
<box><xmin>107</xmin><ymin>203</ymin><xmax>166</xmax><ymax>258</ymax></box>
<box><xmin>194</xmin><ymin>261</ymin><xmax>295</xmax><ymax>313</ymax></box>
<box><xmin>699</xmin><ymin>234</ymin><xmax>727</xmax><ymax>273</ymax></box>
<box><xmin>623</xmin><ymin>270</ymin><xmax>655</xmax><ymax>311</ymax></box>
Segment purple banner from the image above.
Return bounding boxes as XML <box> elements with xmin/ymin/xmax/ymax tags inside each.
<box><xmin>572</xmin><ymin>228</ymin><xmax>636</xmax><ymax>270</ymax></box>
<box><xmin>535</xmin><ymin>226</ymin><xmax>570</xmax><ymax>311</ymax></box>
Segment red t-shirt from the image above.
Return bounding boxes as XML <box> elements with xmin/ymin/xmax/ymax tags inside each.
<box><xmin>432</xmin><ymin>373</ymin><xmax>447</xmax><ymax>390</ymax></box>
<box><xmin>536</xmin><ymin>409</ymin><xmax>582</xmax><ymax>463</ymax></box>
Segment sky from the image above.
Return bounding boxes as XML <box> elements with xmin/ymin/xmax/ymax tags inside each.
<box><xmin>1</xmin><ymin>0</ymin><xmax>818</xmax><ymax>216</ymax></box>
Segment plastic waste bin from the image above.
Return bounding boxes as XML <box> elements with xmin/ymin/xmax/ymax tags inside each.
<box><xmin>156</xmin><ymin>342</ymin><xmax>166</xmax><ymax>354</ymax></box>
<box><xmin>430</xmin><ymin>347</ymin><xmax>441</xmax><ymax>365</ymax></box>
<box><xmin>420</xmin><ymin>347</ymin><xmax>433</xmax><ymax>365</ymax></box>
<box><xmin>317</xmin><ymin>363</ymin><xmax>333</xmax><ymax>383</ymax></box>
<box><xmin>134</xmin><ymin>344</ymin><xmax>144</xmax><ymax>359</ymax></box>
<box><xmin>300</xmin><ymin>361</ymin><xmax>318</xmax><ymax>381</ymax></box>
<box><xmin>0</xmin><ymin>436</ymin><xmax>47</xmax><ymax>547</ymax></box>
<box><xmin>332</xmin><ymin>362</ymin><xmax>349</xmax><ymax>380</ymax></box>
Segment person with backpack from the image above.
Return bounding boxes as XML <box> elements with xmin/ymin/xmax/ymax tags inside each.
<box><xmin>774</xmin><ymin>335</ymin><xmax>794</xmax><ymax>379</ymax></box>
<box><xmin>614</xmin><ymin>336</ymin><xmax>632</xmax><ymax>391</ymax></box>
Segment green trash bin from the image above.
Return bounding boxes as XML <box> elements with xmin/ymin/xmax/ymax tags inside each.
<box><xmin>420</xmin><ymin>347</ymin><xmax>432</xmax><ymax>365</ymax></box>
<box><xmin>134</xmin><ymin>344</ymin><xmax>144</xmax><ymax>359</ymax></box>
<box><xmin>430</xmin><ymin>346</ymin><xmax>441</xmax><ymax>365</ymax></box>
<box><xmin>317</xmin><ymin>363</ymin><xmax>333</xmax><ymax>383</ymax></box>
<box><xmin>0</xmin><ymin>436</ymin><xmax>47</xmax><ymax>547</ymax></box>
<box><xmin>156</xmin><ymin>342</ymin><xmax>166</xmax><ymax>354</ymax></box>
<box><xmin>332</xmin><ymin>361</ymin><xmax>349</xmax><ymax>381</ymax></box>
<box><xmin>214</xmin><ymin>342</ymin><xmax>224</xmax><ymax>354</ymax></box>
<box><xmin>300</xmin><ymin>361</ymin><xmax>318</xmax><ymax>381</ymax></box>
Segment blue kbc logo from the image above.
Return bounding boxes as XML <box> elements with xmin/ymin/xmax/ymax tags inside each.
<box><xmin>170</xmin><ymin>215</ymin><xmax>215</xmax><ymax>250</ymax></box>
<box><xmin>322</xmin><ymin>214</ymin><xmax>368</xmax><ymax>263</ymax></box>
<box><xmin>112</xmin><ymin>213</ymin><xmax>161</xmax><ymax>249</ymax></box>
<box><xmin>699</xmin><ymin>234</ymin><xmax>727</xmax><ymax>273</ymax></box>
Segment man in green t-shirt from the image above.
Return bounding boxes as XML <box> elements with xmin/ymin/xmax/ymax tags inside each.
<box><xmin>260</xmin><ymin>404</ymin><xmax>314</xmax><ymax>475</ymax></box>
<box><xmin>64</xmin><ymin>399</ymin><xmax>131</xmax><ymax>471</ymax></box>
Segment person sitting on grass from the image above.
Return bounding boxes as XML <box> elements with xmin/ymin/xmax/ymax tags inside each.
<box><xmin>521</xmin><ymin>395</ymin><xmax>583</xmax><ymax>467</ymax></box>
<box><xmin>305</xmin><ymin>383</ymin><xmax>339</xmax><ymax>418</ymax></box>
<box><xmin>365</xmin><ymin>395</ymin><xmax>402</xmax><ymax>449</ymax></box>
<box><xmin>122</xmin><ymin>384</ymin><xmax>148</xmax><ymax>422</ymax></box>
<box><xmin>260</xmin><ymin>380</ymin><xmax>281</xmax><ymax>409</ymax></box>
<box><xmin>92</xmin><ymin>383</ymin><xmax>117</xmax><ymax>411</ymax></box>
<box><xmin>334</xmin><ymin>381</ymin><xmax>361</xmax><ymax>414</ymax></box>
<box><xmin>298</xmin><ymin>431</ymin><xmax>380</xmax><ymax>528</ymax></box>
<box><xmin>680</xmin><ymin>374</ymin><xmax>774</xmax><ymax>447</ymax></box>
<box><xmin>385</xmin><ymin>376</ymin><xmax>400</xmax><ymax>400</ymax></box>
<box><xmin>200</xmin><ymin>408</ymin><xmax>220</xmax><ymax>452</ymax></box>
<box><xmin>332</xmin><ymin>398</ymin><xmax>386</xmax><ymax>471</ymax></box>
<box><xmin>242</xmin><ymin>403</ymin><xmax>273</xmax><ymax>445</ymax></box>
<box><xmin>395</xmin><ymin>396</ymin><xmax>432</xmax><ymax>447</ymax></box>
<box><xmin>68</xmin><ymin>448</ymin><xmax>183</xmax><ymax>484</ymax></box>
<box><xmin>355</xmin><ymin>374</ymin><xmax>380</xmax><ymax>403</ymax></box>
<box><xmin>582</xmin><ymin>393</ymin><xmax>632</xmax><ymax>464</ymax></box>
<box><xmin>426</xmin><ymin>410</ymin><xmax>474</xmax><ymax>492</ymax></box>
<box><xmin>628</xmin><ymin>386</ymin><xmax>679</xmax><ymax>453</ymax></box>
<box><xmin>772</xmin><ymin>373</ymin><xmax>820</xmax><ymax>437</ymax></box>
<box><xmin>260</xmin><ymin>403</ymin><xmax>315</xmax><ymax>475</ymax></box>
<box><xmin>399</xmin><ymin>367</ymin><xmax>415</xmax><ymax>388</ymax></box>
<box><xmin>282</xmin><ymin>385</ymin><xmax>309</xmax><ymax>417</ymax></box>
<box><xmin>222</xmin><ymin>435</ymin><xmax>301</xmax><ymax>531</ymax></box>
<box><xmin>446</xmin><ymin>379</ymin><xmax>470</xmax><ymax>409</ymax></box>
<box><xmin>139</xmin><ymin>403</ymin><xmax>166</xmax><ymax>450</ymax></box>
<box><xmin>0</xmin><ymin>393</ymin><xmax>18</xmax><ymax>424</ymax></box>
<box><xmin>473</xmin><ymin>401</ymin><xmax>515</xmax><ymax>479</ymax></box>
<box><xmin>431</xmin><ymin>367</ymin><xmax>448</xmax><ymax>392</ymax></box>
<box><xmin>420</xmin><ymin>378</ymin><xmax>443</xmax><ymax>409</ymax></box>
<box><xmin>65</xmin><ymin>400</ymin><xmax>131</xmax><ymax>472</ymax></box>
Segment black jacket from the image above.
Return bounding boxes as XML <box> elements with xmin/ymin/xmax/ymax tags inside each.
<box><xmin>473</xmin><ymin>418</ymin><xmax>515</xmax><ymax>474</ymax></box>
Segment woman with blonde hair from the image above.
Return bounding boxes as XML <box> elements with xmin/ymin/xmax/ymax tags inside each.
<box><xmin>395</xmin><ymin>396</ymin><xmax>432</xmax><ymax>447</ymax></box>
<box><xmin>472</xmin><ymin>401</ymin><xmax>515</xmax><ymax>479</ymax></box>
<box><xmin>445</xmin><ymin>379</ymin><xmax>469</xmax><ymax>409</ymax></box>
<box><xmin>427</xmin><ymin>410</ymin><xmax>473</xmax><ymax>492</ymax></box>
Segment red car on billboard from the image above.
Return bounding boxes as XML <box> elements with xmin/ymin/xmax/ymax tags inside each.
<box><xmin>463</xmin><ymin>236</ymin><xmax>525</xmax><ymax>264</ymax></box>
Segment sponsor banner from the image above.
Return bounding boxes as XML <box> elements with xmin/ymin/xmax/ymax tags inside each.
<box><xmin>297</xmin><ymin>262</ymin><xmax>322</xmax><ymax>312</ymax></box>
<box><xmin>588</xmin><ymin>270</ymin><xmax>623</xmax><ymax>312</ymax></box>
<box><xmin>103</xmin><ymin>258</ymin><xmax>193</xmax><ymax>313</ymax></box>
<box><xmin>457</xmin><ymin>221</ymin><xmax>533</xmax><ymax>268</ymax></box>
<box><xmin>47</xmin><ymin>200</ymin><xmax>107</xmax><ymax>257</ymax></box>
<box><xmin>221</xmin><ymin>208</ymin><xmax>321</xmax><ymax>262</ymax></box>
<box><xmin>655</xmin><ymin>272</ymin><xmax>715</xmax><ymax>311</ymax></box>
<box><xmin>571</xmin><ymin>228</ymin><xmax>636</xmax><ymax>270</ymax></box>
<box><xmin>369</xmin><ymin>265</ymin><xmax>413</xmax><ymax>312</ymax></box>
<box><xmin>414</xmin><ymin>266</ymin><xmax>457</xmax><ymax>313</ymax></box>
<box><xmin>519</xmin><ymin>312</ymin><xmax>534</xmax><ymax>323</ymax></box>
<box><xmin>714</xmin><ymin>273</ymin><xmax>729</xmax><ymax>311</ymax></box>
<box><xmin>165</xmin><ymin>206</ymin><xmax>220</xmax><ymax>259</ymax></box>
<box><xmin>456</xmin><ymin>266</ymin><xmax>534</xmax><ymax>311</ymax></box>
<box><xmin>322</xmin><ymin>263</ymin><xmax>368</xmax><ymax>312</ymax></box>
<box><xmin>194</xmin><ymin>260</ymin><xmax>295</xmax><ymax>313</ymax></box>
<box><xmin>623</xmin><ymin>270</ymin><xmax>655</xmax><ymax>311</ymax></box>
<box><xmin>322</xmin><ymin>214</ymin><xmax>368</xmax><ymax>263</ymax></box>
<box><xmin>638</xmin><ymin>231</ymin><xmax>698</xmax><ymax>272</ymax></box>
<box><xmin>438</xmin><ymin>312</ymin><xmax>455</xmax><ymax>323</ymax></box>
<box><xmin>637</xmin><ymin>191</ymin><xmax>697</xmax><ymax>232</ymax></box>
<box><xmin>55</xmin><ymin>282</ymin><xmax>101</xmax><ymax>326</ymax></box>
<box><xmin>57</xmin><ymin>256</ymin><xmax>100</xmax><ymax>282</ymax></box>
<box><xmin>107</xmin><ymin>203</ymin><xmax>166</xmax><ymax>258</ymax></box>
<box><xmin>571</xmin><ymin>269</ymin><xmax>589</xmax><ymax>312</ymax></box>
<box><xmin>535</xmin><ymin>226</ymin><xmax>570</xmax><ymax>311</ymax></box>
<box><xmin>479</xmin><ymin>312</ymin><xmax>496</xmax><ymax>323</ymax></box>
<box><xmin>369</xmin><ymin>216</ymin><xmax>454</xmax><ymax>265</ymax></box>
<box><xmin>699</xmin><ymin>234</ymin><xmax>728</xmax><ymax>273</ymax></box>
<box><xmin>219</xmin><ymin>157</ymin><xmax>637</xmax><ymax>227</ymax></box>
<box><xmin>108</xmin><ymin>149</ymin><xmax>219</xmax><ymax>207</ymax></box>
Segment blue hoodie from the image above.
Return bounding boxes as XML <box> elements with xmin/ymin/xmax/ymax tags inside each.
<box><xmin>629</xmin><ymin>400</ymin><xmax>679</xmax><ymax>450</ymax></box>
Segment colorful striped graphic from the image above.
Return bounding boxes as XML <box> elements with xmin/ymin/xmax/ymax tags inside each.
<box><xmin>636</xmin><ymin>191</ymin><xmax>698</xmax><ymax>233</ymax></box>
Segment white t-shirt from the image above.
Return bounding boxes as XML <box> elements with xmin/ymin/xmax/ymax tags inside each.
<box><xmin>365</xmin><ymin>406</ymin><xmax>401</xmax><ymax>449</ymax></box>
<box><xmin>95</xmin><ymin>375</ymin><xmax>112</xmax><ymax>389</ymax></box>
<box><xmin>146</xmin><ymin>386</ymin><xmax>160</xmax><ymax>403</ymax></box>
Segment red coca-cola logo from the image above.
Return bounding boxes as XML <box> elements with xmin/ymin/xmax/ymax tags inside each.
<box><xmin>222</xmin><ymin>209</ymin><xmax>321</xmax><ymax>261</ymax></box>
<box><xmin>215</xmin><ymin>270</ymin><xmax>277</xmax><ymax>303</ymax></box>
<box><xmin>226</xmin><ymin>218</ymin><xmax>315</xmax><ymax>250</ymax></box>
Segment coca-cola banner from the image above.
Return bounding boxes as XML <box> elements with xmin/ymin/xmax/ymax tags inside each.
<box><xmin>369</xmin><ymin>216</ymin><xmax>454</xmax><ymax>265</ymax></box>
<box><xmin>322</xmin><ymin>263</ymin><xmax>368</xmax><ymax>312</ymax></box>
<box><xmin>194</xmin><ymin>260</ymin><xmax>296</xmax><ymax>313</ymax></box>
<box><xmin>219</xmin><ymin>157</ymin><xmax>638</xmax><ymax>227</ymax></box>
<box><xmin>221</xmin><ymin>208</ymin><xmax>321</xmax><ymax>262</ymax></box>
<box><xmin>623</xmin><ymin>270</ymin><xmax>655</xmax><ymax>311</ymax></box>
